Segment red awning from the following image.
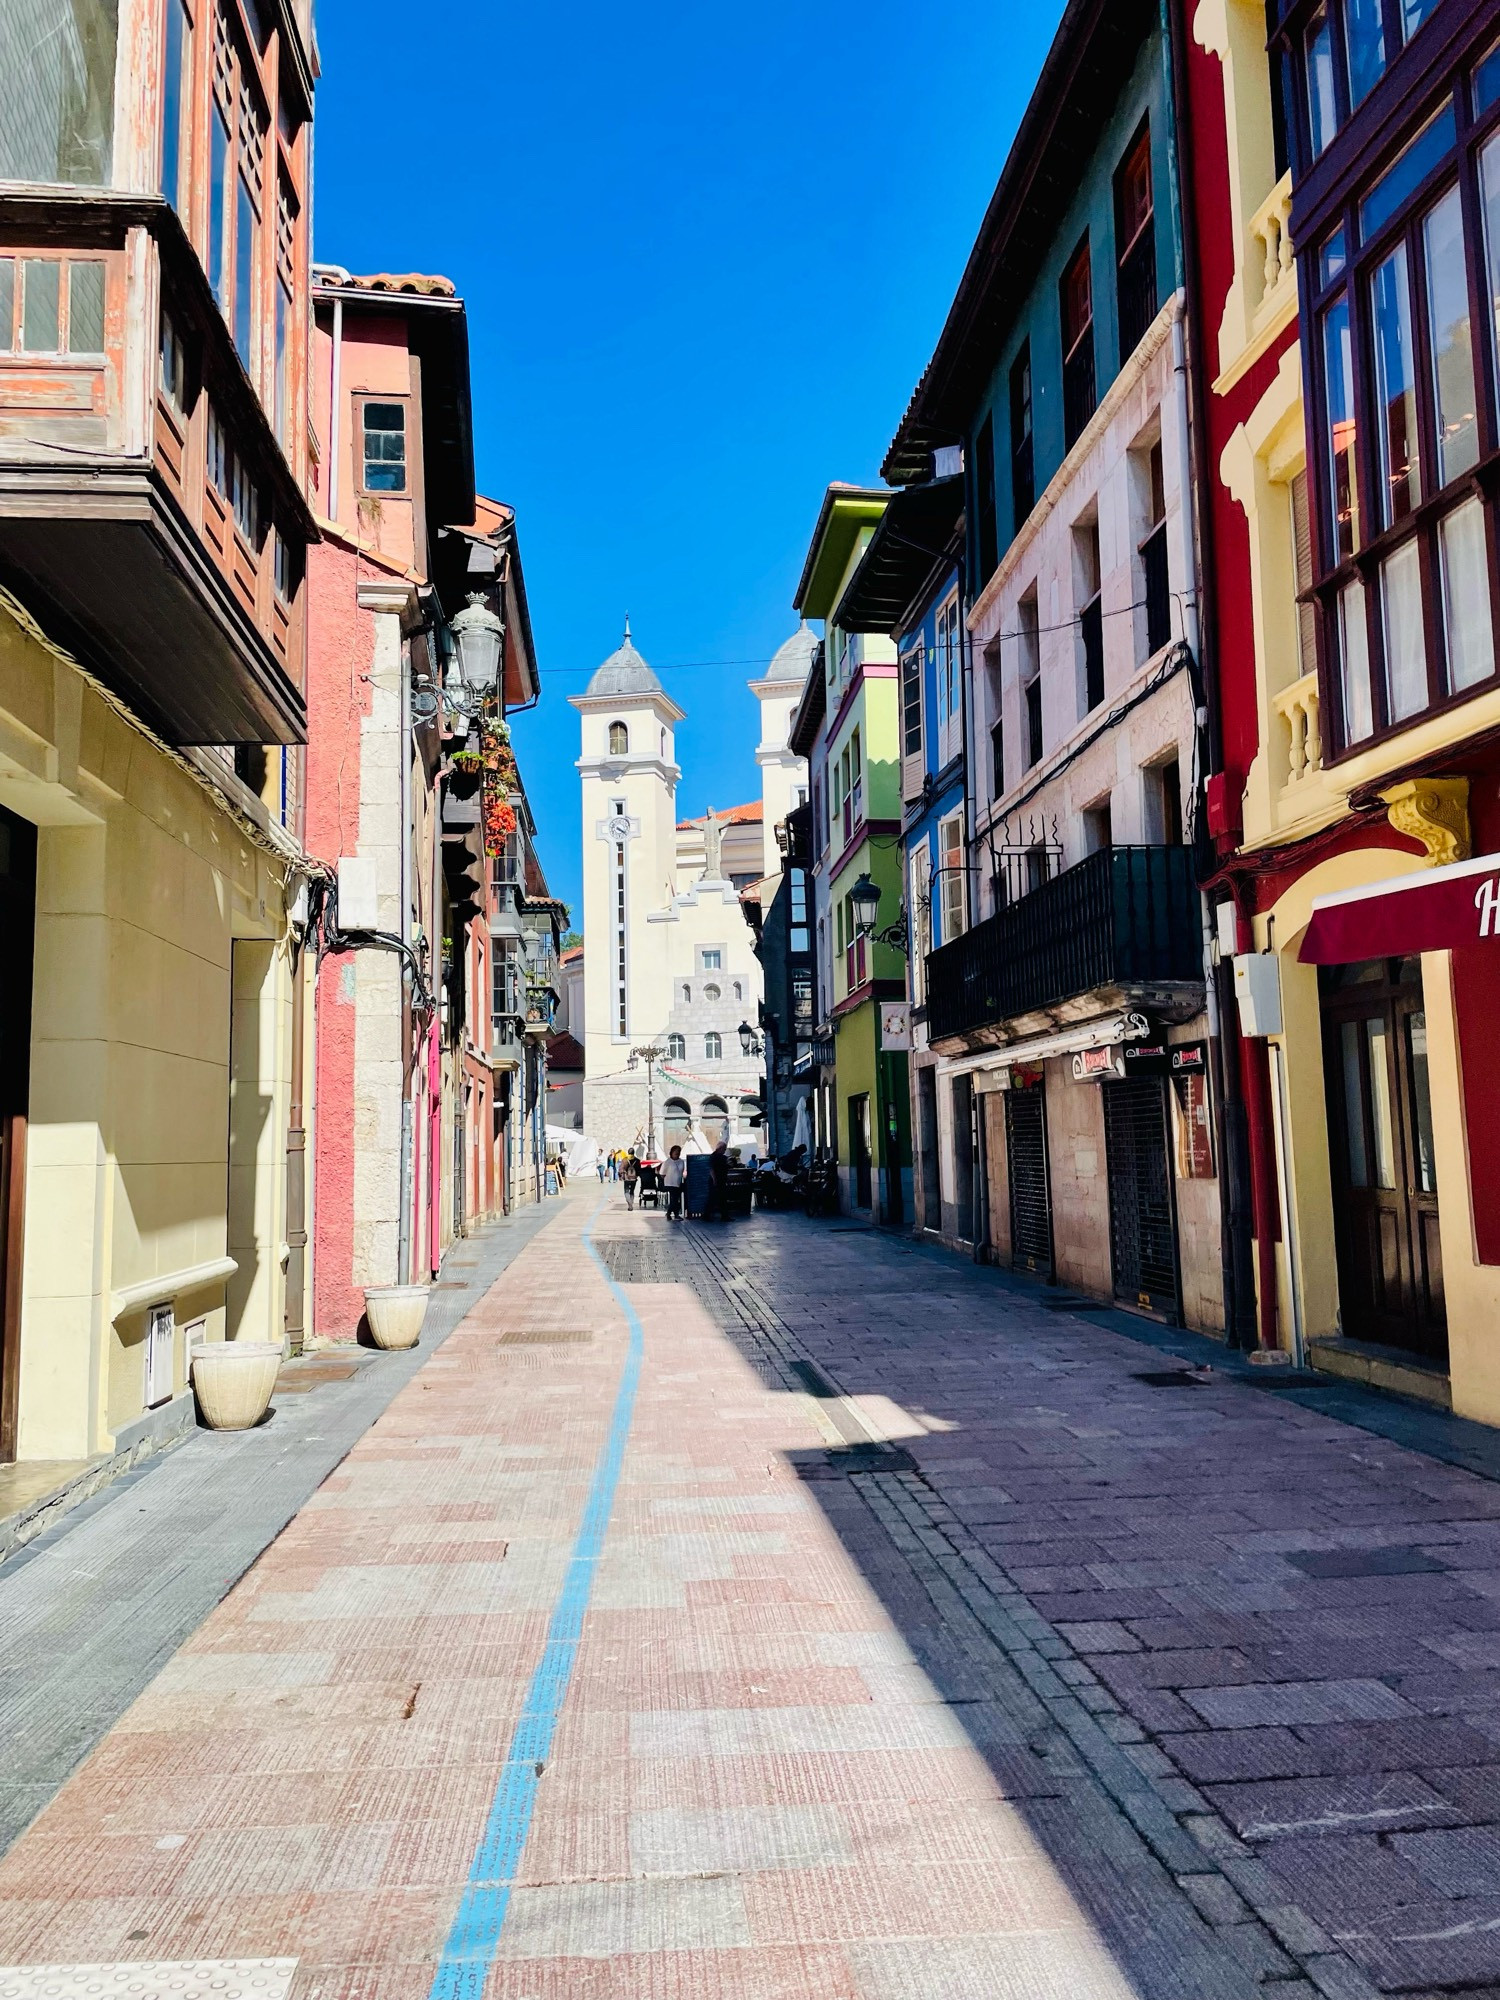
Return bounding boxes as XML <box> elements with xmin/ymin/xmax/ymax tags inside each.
<box><xmin>1300</xmin><ymin>851</ymin><xmax>1500</xmax><ymax>963</ymax></box>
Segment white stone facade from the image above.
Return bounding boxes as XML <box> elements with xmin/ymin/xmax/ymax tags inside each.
<box><xmin>968</xmin><ymin>300</ymin><xmax>1199</xmax><ymax>892</ymax></box>
<box><xmin>571</xmin><ymin>629</ymin><xmax>810</xmax><ymax>1154</ymax></box>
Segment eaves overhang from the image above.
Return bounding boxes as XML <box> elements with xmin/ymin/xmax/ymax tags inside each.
<box><xmin>313</xmin><ymin>281</ymin><xmax>475</xmax><ymax>528</ymax></box>
<box><xmin>834</xmin><ymin>476</ymin><xmax>965</xmax><ymax>636</ymax></box>
<box><xmin>788</xmin><ymin>661</ymin><xmax>827</xmax><ymax>761</ymax></box>
<box><xmin>792</xmin><ymin>486</ymin><xmax>890</xmax><ymax>620</ymax></box>
<box><xmin>882</xmin><ymin>0</ymin><xmax>1157</xmax><ymax>485</ymax></box>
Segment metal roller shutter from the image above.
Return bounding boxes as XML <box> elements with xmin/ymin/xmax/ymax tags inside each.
<box><xmin>1102</xmin><ymin>1077</ymin><xmax>1179</xmax><ymax>1318</ymax></box>
<box><xmin>1006</xmin><ymin>1085</ymin><xmax>1054</xmax><ymax>1279</ymax></box>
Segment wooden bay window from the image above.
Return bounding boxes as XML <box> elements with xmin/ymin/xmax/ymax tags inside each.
<box><xmin>1301</xmin><ymin>26</ymin><xmax>1500</xmax><ymax>755</ymax></box>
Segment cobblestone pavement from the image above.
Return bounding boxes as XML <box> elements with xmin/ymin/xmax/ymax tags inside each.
<box><xmin>3</xmin><ymin>1192</ymin><xmax>1500</xmax><ymax>1997</ymax></box>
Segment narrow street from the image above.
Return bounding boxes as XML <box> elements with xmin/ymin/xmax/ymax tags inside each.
<box><xmin>3</xmin><ymin>1191</ymin><xmax>1500</xmax><ymax>1998</ymax></box>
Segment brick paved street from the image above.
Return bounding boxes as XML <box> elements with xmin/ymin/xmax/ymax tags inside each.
<box><xmin>5</xmin><ymin>1186</ymin><xmax>1500</xmax><ymax>1997</ymax></box>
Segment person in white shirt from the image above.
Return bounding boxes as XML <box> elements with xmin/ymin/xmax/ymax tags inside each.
<box><xmin>662</xmin><ymin>1144</ymin><xmax>686</xmax><ymax>1221</ymax></box>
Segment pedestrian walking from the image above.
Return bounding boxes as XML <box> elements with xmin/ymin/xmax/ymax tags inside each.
<box><xmin>701</xmin><ymin>1138</ymin><xmax>729</xmax><ymax>1224</ymax></box>
<box><xmin>662</xmin><ymin>1144</ymin><xmax>685</xmax><ymax>1221</ymax></box>
<box><xmin>596</xmin><ymin>1154</ymin><xmax>608</xmax><ymax>1184</ymax></box>
<box><xmin>609</xmin><ymin>1150</ymin><xmax>620</xmax><ymax>1183</ymax></box>
<box><xmin>621</xmin><ymin>1149</ymin><xmax>640</xmax><ymax>1210</ymax></box>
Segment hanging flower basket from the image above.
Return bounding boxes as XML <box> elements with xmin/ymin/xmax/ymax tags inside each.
<box><xmin>484</xmin><ymin>791</ymin><xmax>518</xmax><ymax>857</ymax></box>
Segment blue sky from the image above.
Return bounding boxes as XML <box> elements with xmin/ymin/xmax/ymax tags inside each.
<box><xmin>311</xmin><ymin>1</ymin><xmax>1067</xmax><ymax>923</ymax></box>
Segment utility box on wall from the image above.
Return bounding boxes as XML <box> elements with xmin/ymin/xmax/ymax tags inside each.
<box><xmin>1234</xmin><ymin>953</ymin><xmax>1283</xmax><ymax>1038</ymax></box>
<box><xmin>337</xmin><ymin>856</ymin><xmax>380</xmax><ymax>931</ymax></box>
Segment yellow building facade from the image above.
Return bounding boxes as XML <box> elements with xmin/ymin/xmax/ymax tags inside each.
<box><xmin>0</xmin><ymin>590</ymin><xmax>297</xmax><ymax>1478</ymax></box>
<box><xmin>1194</xmin><ymin>0</ymin><xmax>1500</xmax><ymax>1424</ymax></box>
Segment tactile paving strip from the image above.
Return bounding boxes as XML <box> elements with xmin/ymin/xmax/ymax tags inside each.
<box><xmin>0</xmin><ymin>1960</ymin><xmax>298</xmax><ymax>1998</ymax></box>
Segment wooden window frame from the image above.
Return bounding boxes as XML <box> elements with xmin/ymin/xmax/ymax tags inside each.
<box><xmin>1009</xmin><ymin>342</ymin><xmax>1034</xmax><ymax>528</ymax></box>
<box><xmin>1275</xmin><ymin>0</ymin><xmax>1452</xmax><ymax>172</ymax></box>
<box><xmin>1302</xmin><ymin>21</ymin><xmax>1500</xmax><ymax>761</ymax></box>
<box><xmin>1114</xmin><ymin>115</ymin><xmax>1158</xmax><ymax>361</ymax></box>
<box><xmin>1060</xmin><ymin>235</ymin><xmax>1096</xmax><ymax>449</ymax></box>
<box><xmin>356</xmin><ymin>392</ymin><xmax>411</xmax><ymax>498</ymax></box>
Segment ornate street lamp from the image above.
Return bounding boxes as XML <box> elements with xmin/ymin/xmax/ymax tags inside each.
<box><xmin>627</xmin><ymin>1041</ymin><xmax>667</xmax><ymax>1155</ymax></box>
<box><xmin>738</xmin><ymin>1020</ymin><xmax>763</xmax><ymax>1057</ymax></box>
<box><xmin>449</xmin><ymin>593</ymin><xmax>504</xmax><ymax>697</ymax></box>
<box><xmin>849</xmin><ymin>872</ymin><xmax>882</xmax><ymax>937</ymax></box>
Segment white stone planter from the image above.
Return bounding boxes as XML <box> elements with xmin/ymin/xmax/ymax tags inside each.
<box><xmin>364</xmin><ymin>1284</ymin><xmax>430</xmax><ymax>1350</ymax></box>
<box><xmin>190</xmin><ymin>1340</ymin><xmax>282</xmax><ymax>1431</ymax></box>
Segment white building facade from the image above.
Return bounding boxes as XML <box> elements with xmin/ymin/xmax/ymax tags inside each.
<box><xmin>572</xmin><ymin>627</ymin><xmax>811</xmax><ymax>1154</ymax></box>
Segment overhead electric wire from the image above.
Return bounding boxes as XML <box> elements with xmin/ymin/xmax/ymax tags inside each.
<box><xmin>547</xmin><ymin>590</ymin><xmax>1192</xmax><ymax>678</ymax></box>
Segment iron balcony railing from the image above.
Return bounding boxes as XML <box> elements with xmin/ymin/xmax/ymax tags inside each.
<box><xmin>925</xmin><ymin>844</ymin><xmax>1201</xmax><ymax>1044</ymax></box>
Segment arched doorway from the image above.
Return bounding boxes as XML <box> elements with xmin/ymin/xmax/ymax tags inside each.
<box><xmin>662</xmin><ymin>1097</ymin><xmax>692</xmax><ymax>1151</ymax></box>
<box><xmin>700</xmin><ymin>1096</ymin><xmax>730</xmax><ymax>1147</ymax></box>
<box><xmin>738</xmin><ymin>1096</ymin><xmax>763</xmax><ymax>1136</ymax></box>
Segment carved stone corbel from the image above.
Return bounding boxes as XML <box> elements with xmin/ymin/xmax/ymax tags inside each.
<box><xmin>1381</xmin><ymin>777</ymin><xmax>1470</xmax><ymax>867</ymax></box>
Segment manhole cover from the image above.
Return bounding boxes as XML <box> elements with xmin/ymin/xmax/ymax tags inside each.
<box><xmin>498</xmin><ymin>1328</ymin><xmax>593</xmax><ymax>1345</ymax></box>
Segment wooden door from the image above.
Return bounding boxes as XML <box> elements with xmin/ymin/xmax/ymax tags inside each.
<box><xmin>1320</xmin><ymin>958</ymin><xmax>1445</xmax><ymax>1360</ymax></box>
<box><xmin>0</xmin><ymin>807</ymin><xmax>36</xmax><ymax>1463</ymax></box>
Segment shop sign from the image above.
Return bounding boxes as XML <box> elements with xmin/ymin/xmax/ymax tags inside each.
<box><xmin>1121</xmin><ymin>1041</ymin><xmax>1171</xmax><ymax>1076</ymax></box>
<box><xmin>880</xmin><ymin>1004</ymin><xmax>911</xmax><ymax>1051</ymax></box>
<box><xmin>1072</xmin><ymin>1045</ymin><xmax>1125</xmax><ymax>1082</ymax></box>
<box><xmin>1302</xmin><ymin>850</ymin><xmax>1500</xmax><ymax>962</ymax></box>
<box><xmin>1170</xmin><ymin>1042</ymin><xmax>1208</xmax><ymax>1075</ymax></box>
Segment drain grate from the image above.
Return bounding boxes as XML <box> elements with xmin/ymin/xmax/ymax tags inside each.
<box><xmin>498</xmin><ymin>1329</ymin><xmax>593</xmax><ymax>1346</ymax></box>
<box><xmin>1134</xmin><ymin>1369</ymin><xmax>1210</xmax><ymax>1388</ymax></box>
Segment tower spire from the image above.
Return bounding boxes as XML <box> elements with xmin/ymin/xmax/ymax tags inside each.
<box><xmin>623</xmin><ymin>614</ymin><xmax>632</xmax><ymax>645</ymax></box>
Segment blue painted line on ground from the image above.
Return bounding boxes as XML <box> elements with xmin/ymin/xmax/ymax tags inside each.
<box><xmin>427</xmin><ymin>1198</ymin><xmax>643</xmax><ymax>1999</ymax></box>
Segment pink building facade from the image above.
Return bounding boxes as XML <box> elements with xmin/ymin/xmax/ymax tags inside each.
<box><xmin>303</xmin><ymin>270</ymin><xmax>542</xmax><ymax>1342</ymax></box>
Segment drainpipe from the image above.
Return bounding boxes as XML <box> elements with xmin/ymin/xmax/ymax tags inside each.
<box><xmin>397</xmin><ymin>616</ymin><xmax>414</xmax><ymax>1283</ymax></box>
<box><xmin>328</xmin><ymin>293</ymin><xmax>344</xmax><ymax>522</ymax></box>
<box><xmin>284</xmin><ymin>947</ymin><xmax>307</xmax><ymax>1353</ymax></box>
<box><xmin>1165</xmin><ymin>0</ymin><xmax>1257</xmax><ymax>1346</ymax></box>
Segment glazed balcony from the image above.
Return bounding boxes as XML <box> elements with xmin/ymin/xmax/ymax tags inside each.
<box><xmin>925</xmin><ymin>844</ymin><xmax>1203</xmax><ymax>1049</ymax></box>
<box><xmin>0</xmin><ymin>194</ymin><xmax>313</xmax><ymax>745</ymax></box>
